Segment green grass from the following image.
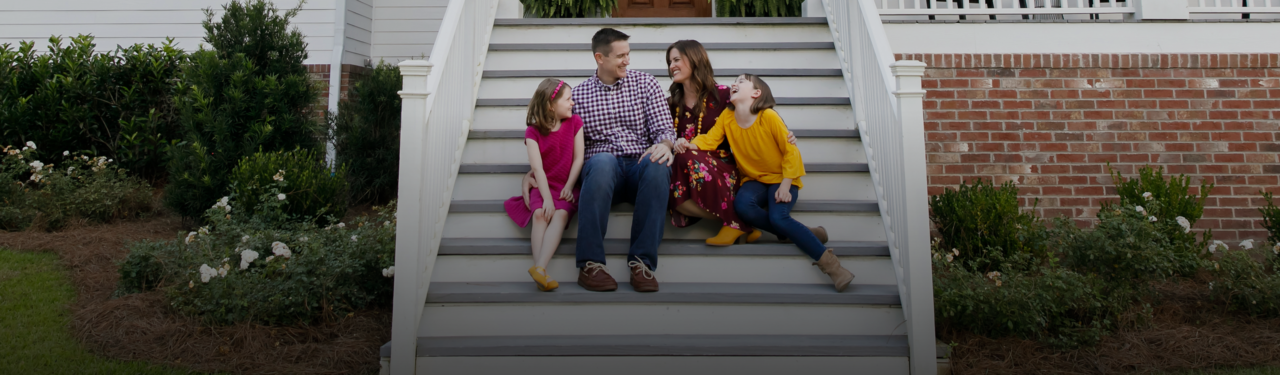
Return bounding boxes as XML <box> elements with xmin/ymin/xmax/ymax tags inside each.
<box><xmin>0</xmin><ymin>248</ymin><xmax>201</xmax><ymax>375</ymax></box>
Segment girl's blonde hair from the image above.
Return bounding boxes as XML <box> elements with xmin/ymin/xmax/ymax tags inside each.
<box><xmin>725</xmin><ymin>74</ymin><xmax>776</xmax><ymax>115</ymax></box>
<box><xmin>526</xmin><ymin>78</ymin><xmax>568</xmax><ymax>135</ymax></box>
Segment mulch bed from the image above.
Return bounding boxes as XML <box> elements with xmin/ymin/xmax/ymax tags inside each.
<box><xmin>0</xmin><ymin>214</ymin><xmax>389</xmax><ymax>375</ymax></box>
<box><xmin>943</xmin><ymin>280</ymin><xmax>1280</xmax><ymax>374</ymax></box>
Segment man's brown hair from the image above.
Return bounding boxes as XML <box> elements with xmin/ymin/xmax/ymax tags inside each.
<box><xmin>591</xmin><ymin>28</ymin><xmax>630</xmax><ymax>57</ymax></box>
<box><xmin>526</xmin><ymin>78</ymin><xmax>567</xmax><ymax>135</ymax></box>
<box><xmin>726</xmin><ymin>74</ymin><xmax>777</xmax><ymax>115</ymax></box>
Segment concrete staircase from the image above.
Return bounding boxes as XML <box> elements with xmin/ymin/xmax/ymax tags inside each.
<box><xmin>384</xmin><ymin>17</ymin><xmax>911</xmax><ymax>374</ymax></box>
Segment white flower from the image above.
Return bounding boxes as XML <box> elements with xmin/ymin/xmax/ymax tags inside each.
<box><xmin>1176</xmin><ymin>216</ymin><xmax>1191</xmax><ymax>233</ymax></box>
<box><xmin>1209</xmin><ymin>240</ymin><xmax>1227</xmax><ymax>253</ymax></box>
<box><xmin>218</xmin><ymin>265</ymin><xmax>228</xmax><ymax>277</ymax></box>
<box><xmin>25</xmin><ymin>141</ymin><xmax>36</xmax><ymax>150</ymax></box>
<box><xmin>241</xmin><ymin>235</ymin><xmax>250</xmax><ymax>243</ymax></box>
<box><xmin>185</xmin><ymin>232</ymin><xmax>197</xmax><ymax>244</ymax></box>
<box><xmin>189</xmin><ymin>280</ymin><xmax>194</xmax><ymax>288</ymax></box>
<box><xmin>198</xmin><ymin>226</ymin><xmax>210</xmax><ymax>235</ymax></box>
<box><xmin>945</xmin><ymin>254</ymin><xmax>954</xmax><ymax>263</ymax></box>
<box><xmin>986</xmin><ymin>271</ymin><xmax>1002</xmax><ymax>280</ymax></box>
<box><xmin>1148</xmin><ymin>216</ymin><xmax>1157</xmax><ymax>222</ymax></box>
<box><xmin>382</xmin><ymin>266</ymin><xmax>394</xmax><ymax>278</ymax></box>
<box><xmin>952</xmin><ymin>248</ymin><xmax>959</xmax><ymax>256</ymax></box>
<box><xmin>67</xmin><ymin>166</ymin><xmax>74</xmax><ymax>174</ymax></box>
<box><xmin>351</xmin><ymin>235</ymin><xmax>358</xmax><ymax>242</ymax></box>
<box><xmin>1142</xmin><ymin>192</ymin><xmax>1153</xmax><ymax>200</ymax></box>
<box><xmin>273</xmin><ymin>170</ymin><xmax>285</xmax><ymax>181</ymax></box>
<box><xmin>266</xmin><ymin>255</ymin><xmax>275</xmax><ymax>262</ymax></box>
<box><xmin>29</xmin><ymin>160</ymin><xmax>44</xmax><ymax>172</ymax></box>
<box><xmin>62</xmin><ymin>151</ymin><xmax>69</xmax><ymax>156</ymax></box>
<box><xmin>271</xmin><ymin>241</ymin><xmax>292</xmax><ymax>258</ymax></box>
<box><xmin>240</xmin><ymin>249</ymin><xmax>259</xmax><ymax>270</ymax></box>
<box><xmin>29</xmin><ymin>173</ymin><xmax>43</xmax><ymax>183</ymax></box>
<box><xmin>298</xmin><ymin>236</ymin><xmax>308</xmax><ymax>242</ymax></box>
<box><xmin>277</xmin><ymin>193</ymin><xmax>286</xmax><ymax>201</ymax></box>
<box><xmin>199</xmin><ymin>264</ymin><xmax>217</xmax><ymax>283</ymax></box>
<box><xmin>222</xmin><ymin>257</ymin><xmax>229</xmax><ymax>263</ymax></box>
<box><xmin>1273</xmin><ymin>243</ymin><xmax>1279</xmax><ymax>255</ymax></box>
<box><xmin>384</xmin><ymin>221</ymin><xmax>391</xmax><ymax>227</ymax></box>
<box><xmin>337</xmin><ymin>223</ymin><xmax>346</xmax><ymax>228</ymax></box>
<box><xmin>1240</xmin><ymin>239</ymin><xmax>1255</xmax><ymax>250</ymax></box>
<box><xmin>1135</xmin><ymin>205</ymin><xmax>1145</xmax><ymax>214</ymax></box>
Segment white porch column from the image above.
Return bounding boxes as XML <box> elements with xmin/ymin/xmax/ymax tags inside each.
<box><xmin>390</xmin><ymin>60</ymin><xmax>433</xmax><ymax>375</ymax></box>
<box><xmin>891</xmin><ymin>60</ymin><xmax>937</xmax><ymax>375</ymax></box>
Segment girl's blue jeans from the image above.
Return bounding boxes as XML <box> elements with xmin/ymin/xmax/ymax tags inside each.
<box><xmin>734</xmin><ymin>180</ymin><xmax>826</xmax><ymax>261</ymax></box>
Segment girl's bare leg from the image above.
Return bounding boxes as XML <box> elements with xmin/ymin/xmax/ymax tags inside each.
<box><xmin>675</xmin><ymin>200</ymin><xmax>718</xmax><ymax>220</ymax></box>
<box><xmin>530</xmin><ymin>208</ymin><xmax>549</xmax><ymax>266</ymax></box>
<box><xmin>535</xmin><ymin>210</ymin><xmax>571</xmax><ymax>269</ymax></box>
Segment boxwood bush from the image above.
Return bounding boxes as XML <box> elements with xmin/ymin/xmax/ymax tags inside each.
<box><xmin>929</xmin><ymin>178</ymin><xmax>1049</xmax><ymax>273</ymax></box>
<box><xmin>333</xmin><ymin>62</ymin><xmax>401</xmax><ymax>204</ymax></box>
<box><xmin>229</xmin><ymin>149</ymin><xmax>348</xmax><ymax>224</ymax></box>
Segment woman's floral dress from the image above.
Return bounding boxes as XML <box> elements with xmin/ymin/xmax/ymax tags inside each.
<box><xmin>668</xmin><ymin>85</ymin><xmax>749</xmax><ymax>231</ymax></box>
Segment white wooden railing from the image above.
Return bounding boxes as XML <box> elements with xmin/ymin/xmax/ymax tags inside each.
<box><xmin>1190</xmin><ymin>0</ymin><xmax>1280</xmax><ymax>13</ymax></box>
<box><xmin>821</xmin><ymin>1</ymin><xmax>936</xmax><ymax>374</ymax></box>
<box><xmin>875</xmin><ymin>0</ymin><xmax>1134</xmax><ymax>16</ymax></box>
<box><xmin>388</xmin><ymin>0</ymin><xmax>498</xmax><ymax>374</ymax></box>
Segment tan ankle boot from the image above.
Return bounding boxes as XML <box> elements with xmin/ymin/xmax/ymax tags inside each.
<box><xmin>813</xmin><ymin>249</ymin><xmax>854</xmax><ymax>292</ymax></box>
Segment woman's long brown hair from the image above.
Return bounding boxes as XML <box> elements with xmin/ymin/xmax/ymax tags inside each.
<box><xmin>665</xmin><ymin>40</ymin><xmax>719</xmax><ymax>120</ymax></box>
<box><xmin>526</xmin><ymin>78</ymin><xmax>566</xmax><ymax>136</ymax></box>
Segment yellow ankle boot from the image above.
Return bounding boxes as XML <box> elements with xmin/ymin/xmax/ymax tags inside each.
<box><xmin>706</xmin><ymin>226</ymin><xmax>747</xmax><ymax>247</ymax></box>
<box><xmin>745</xmin><ymin>229</ymin><xmax>763</xmax><ymax>244</ymax></box>
<box><xmin>528</xmin><ymin>266</ymin><xmax>559</xmax><ymax>291</ymax></box>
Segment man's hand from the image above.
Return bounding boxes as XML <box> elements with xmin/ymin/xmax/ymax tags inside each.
<box><xmin>673</xmin><ymin>138</ymin><xmax>691</xmax><ymax>154</ymax></box>
<box><xmin>521</xmin><ymin>171</ymin><xmax>536</xmax><ymax>208</ymax></box>
<box><xmin>640</xmin><ymin>143</ymin><xmax>674</xmax><ymax>166</ymax></box>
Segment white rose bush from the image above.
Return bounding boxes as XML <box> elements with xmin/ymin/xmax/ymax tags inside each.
<box><xmin>118</xmin><ymin>194</ymin><xmax>397</xmax><ymax>325</ymax></box>
<box><xmin>0</xmin><ymin>144</ymin><xmax>153</xmax><ymax>231</ymax></box>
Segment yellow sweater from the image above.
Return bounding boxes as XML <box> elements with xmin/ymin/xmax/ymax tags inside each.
<box><xmin>692</xmin><ymin>108</ymin><xmax>805</xmax><ymax>189</ymax></box>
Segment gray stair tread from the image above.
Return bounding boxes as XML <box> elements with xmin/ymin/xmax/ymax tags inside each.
<box><xmin>459</xmin><ymin>162</ymin><xmax>869</xmax><ymax>174</ymax></box>
<box><xmin>495</xmin><ymin>17</ymin><xmax>830</xmax><ymax>26</ymax></box>
<box><xmin>449</xmin><ymin>199</ymin><xmax>877</xmax><ymax>213</ymax></box>
<box><xmin>483</xmin><ymin>68</ymin><xmax>842</xmax><ymax>77</ymax></box>
<box><xmin>438</xmin><ymin>238</ymin><xmax>890</xmax><ymax>257</ymax></box>
<box><xmin>478</xmin><ymin>97</ymin><xmax>849</xmax><ymax>106</ymax></box>
<box><xmin>470</xmin><ymin>129</ymin><xmax>858</xmax><ymax>139</ymax></box>
<box><xmin>383</xmin><ymin>334</ymin><xmax>909</xmax><ymax>357</ymax></box>
<box><xmin>490</xmin><ymin>42</ymin><xmax>835</xmax><ymax>50</ymax></box>
<box><xmin>426</xmin><ymin>282</ymin><xmax>901</xmax><ymax>305</ymax></box>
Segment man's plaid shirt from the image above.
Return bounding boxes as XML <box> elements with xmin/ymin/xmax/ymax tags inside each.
<box><xmin>571</xmin><ymin>69</ymin><xmax>676</xmax><ymax>159</ymax></box>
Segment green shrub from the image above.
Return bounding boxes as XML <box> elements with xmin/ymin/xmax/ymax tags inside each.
<box><xmin>165</xmin><ymin>0</ymin><xmax>324</xmax><ymax>220</ymax></box>
<box><xmin>118</xmin><ymin>194</ymin><xmax>395</xmax><ymax>325</ymax></box>
<box><xmin>521</xmin><ymin>0</ymin><xmax>617</xmax><ymax>18</ymax></box>
<box><xmin>932</xmin><ymin>245</ymin><xmax>1141</xmax><ymax>348</ymax></box>
<box><xmin>1</xmin><ymin>143</ymin><xmax>154</xmax><ymax>231</ymax></box>
<box><xmin>1260</xmin><ymin>192</ymin><xmax>1280</xmax><ymax>245</ymax></box>
<box><xmin>0</xmin><ymin>35</ymin><xmax>186</xmax><ymax>181</ymax></box>
<box><xmin>229</xmin><ymin>149</ymin><xmax>348</xmax><ymax>223</ymax></box>
<box><xmin>930</xmin><ymin>179</ymin><xmax>1048</xmax><ymax>273</ymax></box>
<box><xmin>716</xmin><ymin>0</ymin><xmax>803</xmax><ymax>17</ymax></box>
<box><xmin>1209</xmin><ymin>246</ymin><xmax>1280</xmax><ymax>317</ymax></box>
<box><xmin>333</xmin><ymin>62</ymin><xmax>401</xmax><ymax>204</ymax></box>
<box><xmin>1053</xmin><ymin>203</ymin><xmax>1203</xmax><ymax>283</ymax></box>
<box><xmin>1109</xmin><ymin>164</ymin><xmax>1212</xmax><ymax>233</ymax></box>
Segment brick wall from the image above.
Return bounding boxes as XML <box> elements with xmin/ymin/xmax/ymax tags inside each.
<box><xmin>895</xmin><ymin>52</ymin><xmax>1280</xmax><ymax>242</ymax></box>
<box><xmin>305</xmin><ymin>63</ymin><xmax>373</xmax><ymax>103</ymax></box>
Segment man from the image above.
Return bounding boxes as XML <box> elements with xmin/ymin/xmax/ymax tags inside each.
<box><xmin>526</xmin><ymin>28</ymin><xmax>675</xmax><ymax>292</ymax></box>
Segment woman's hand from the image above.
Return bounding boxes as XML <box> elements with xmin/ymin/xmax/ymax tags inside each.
<box><xmin>559</xmin><ymin>186</ymin><xmax>575</xmax><ymax>202</ymax></box>
<box><xmin>521</xmin><ymin>171</ymin><xmax>536</xmax><ymax>208</ymax></box>
<box><xmin>541</xmin><ymin>199</ymin><xmax>556</xmax><ymax>222</ymax></box>
<box><xmin>673</xmin><ymin>138</ymin><xmax>691</xmax><ymax>154</ymax></box>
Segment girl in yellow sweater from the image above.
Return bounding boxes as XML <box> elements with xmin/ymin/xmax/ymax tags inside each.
<box><xmin>675</xmin><ymin>74</ymin><xmax>855</xmax><ymax>292</ymax></box>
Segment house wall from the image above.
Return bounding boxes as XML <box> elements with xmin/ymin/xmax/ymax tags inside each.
<box><xmin>895</xmin><ymin>52</ymin><xmax>1280</xmax><ymax>242</ymax></box>
<box><xmin>370</xmin><ymin>0</ymin><xmax>449</xmax><ymax>63</ymax></box>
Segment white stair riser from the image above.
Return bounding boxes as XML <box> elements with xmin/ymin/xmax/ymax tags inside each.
<box><xmin>479</xmin><ymin>76</ymin><xmax>849</xmax><ymax>100</ymax></box>
<box><xmin>452</xmin><ymin>172</ymin><xmax>875</xmax><ymax>201</ymax></box>
<box><xmin>461</xmin><ymin>138</ymin><xmax>864</xmax><ymax>164</ymax></box>
<box><xmin>485</xmin><ymin>50</ymin><xmax>840</xmax><ymax>71</ymax></box>
<box><xmin>415</xmin><ymin>357</ymin><xmax>907</xmax><ymax>375</ymax></box>
<box><xmin>473</xmin><ymin>105</ymin><xmax>856</xmax><ymax>131</ymax></box>
<box><xmin>490</xmin><ymin>24</ymin><xmax>834</xmax><ymax>44</ymax></box>
<box><xmin>431</xmin><ymin>255</ymin><xmax>896</xmax><ymax>285</ymax></box>
<box><xmin>419</xmin><ymin>304</ymin><xmax>905</xmax><ymax>337</ymax></box>
<box><xmin>442</xmin><ymin>212</ymin><xmax>886</xmax><ymax>241</ymax></box>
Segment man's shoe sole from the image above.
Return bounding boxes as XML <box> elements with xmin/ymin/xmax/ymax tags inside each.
<box><xmin>578</xmin><ymin>281</ymin><xmax>618</xmax><ymax>292</ymax></box>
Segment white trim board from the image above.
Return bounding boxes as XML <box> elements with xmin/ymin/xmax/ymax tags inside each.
<box><xmin>883</xmin><ymin>22</ymin><xmax>1280</xmax><ymax>54</ymax></box>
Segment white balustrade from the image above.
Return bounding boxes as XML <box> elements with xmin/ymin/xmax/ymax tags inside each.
<box><xmin>389</xmin><ymin>0</ymin><xmax>499</xmax><ymax>374</ymax></box>
<box><xmin>875</xmin><ymin>0</ymin><xmax>1135</xmax><ymax>16</ymax></box>
<box><xmin>821</xmin><ymin>1</ymin><xmax>936</xmax><ymax>374</ymax></box>
<box><xmin>1190</xmin><ymin>0</ymin><xmax>1280</xmax><ymax>13</ymax></box>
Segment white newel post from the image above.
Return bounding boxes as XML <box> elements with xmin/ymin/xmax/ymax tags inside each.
<box><xmin>390</xmin><ymin>60</ymin><xmax>433</xmax><ymax>375</ymax></box>
<box><xmin>892</xmin><ymin>60</ymin><xmax>937</xmax><ymax>375</ymax></box>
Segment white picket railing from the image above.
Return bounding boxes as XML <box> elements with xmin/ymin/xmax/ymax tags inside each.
<box><xmin>875</xmin><ymin>0</ymin><xmax>1134</xmax><ymax>16</ymax></box>
<box><xmin>388</xmin><ymin>0</ymin><xmax>499</xmax><ymax>374</ymax></box>
<box><xmin>1190</xmin><ymin>0</ymin><xmax>1280</xmax><ymax>13</ymax></box>
<box><xmin>821</xmin><ymin>1</ymin><xmax>936</xmax><ymax>374</ymax></box>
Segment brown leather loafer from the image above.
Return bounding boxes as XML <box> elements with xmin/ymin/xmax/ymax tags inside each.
<box><xmin>628</xmin><ymin>260</ymin><xmax>659</xmax><ymax>292</ymax></box>
<box><xmin>577</xmin><ymin>261</ymin><xmax>617</xmax><ymax>292</ymax></box>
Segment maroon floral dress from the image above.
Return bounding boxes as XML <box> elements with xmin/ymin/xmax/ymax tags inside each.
<box><xmin>669</xmin><ymin>85</ymin><xmax>748</xmax><ymax>231</ymax></box>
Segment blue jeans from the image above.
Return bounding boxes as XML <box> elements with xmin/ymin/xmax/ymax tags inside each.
<box><xmin>735</xmin><ymin>181</ymin><xmax>826</xmax><ymax>261</ymax></box>
<box><xmin>576</xmin><ymin>153</ymin><xmax>671</xmax><ymax>270</ymax></box>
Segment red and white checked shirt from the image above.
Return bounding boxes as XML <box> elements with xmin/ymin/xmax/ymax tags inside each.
<box><xmin>571</xmin><ymin>69</ymin><xmax>676</xmax><ymax>159</ymax></box>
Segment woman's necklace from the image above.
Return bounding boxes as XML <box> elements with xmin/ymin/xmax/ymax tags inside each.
<box><xmin>676</xmin><ymin>96</ymin><xmax>709</xmax><ymax>140</ymax></box>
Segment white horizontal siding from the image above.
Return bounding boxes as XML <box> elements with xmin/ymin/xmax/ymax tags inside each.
<box><xmin>371</xmin><ymin>0</ymin><xmax>448</xmax><ymax>63</ymax></box>
<box><xmin>0</xmin><ymin>0</ymin><xmax>340</xmax><ymax>65</ymax></box>
<box><xmin>344</xmin><ymin>0</ymin><xmax>373</xmax><ymax>65</ymax></box>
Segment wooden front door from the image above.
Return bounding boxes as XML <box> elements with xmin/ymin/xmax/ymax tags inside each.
<box><xmin>613</xmin><ymin>0</ymin><xmax>712</xmax><ymax>17</ymax></box>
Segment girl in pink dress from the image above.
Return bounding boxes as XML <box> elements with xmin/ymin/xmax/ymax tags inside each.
<box><xmin>503</xmin><ymin>78</ymin><xmax>584</xmax><ymax>292</ymax></box>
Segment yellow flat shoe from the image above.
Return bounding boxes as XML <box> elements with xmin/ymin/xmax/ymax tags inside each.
<box><xmin>528</xmin><ymin>266</ymin><xmax>559</xmax><ymax>291</ymax></box>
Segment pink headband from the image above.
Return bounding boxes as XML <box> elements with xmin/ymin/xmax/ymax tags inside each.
<box><xmin>551</xmin><ymin>80</ymin><xmax>565</xmax><ymax>99</ymax></box>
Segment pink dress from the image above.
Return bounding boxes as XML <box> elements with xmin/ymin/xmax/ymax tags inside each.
<box><xmin>504</xmin><ymin>115</ymin><xmax>583</xmax><ymax>227</ymax></box>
